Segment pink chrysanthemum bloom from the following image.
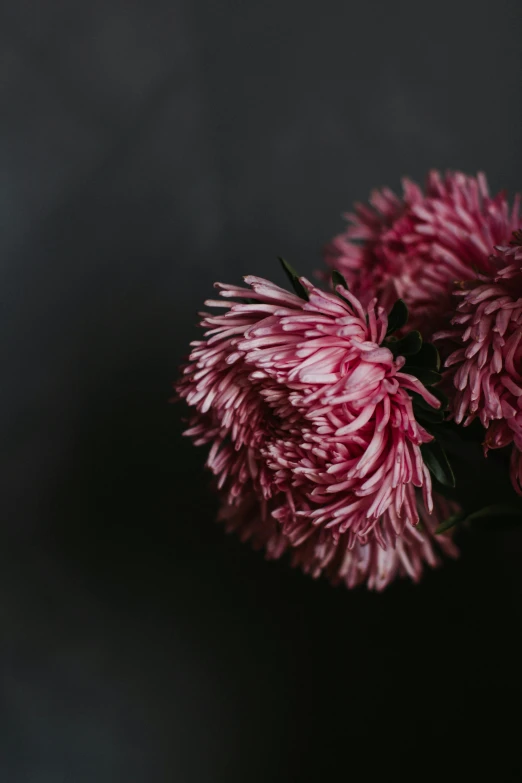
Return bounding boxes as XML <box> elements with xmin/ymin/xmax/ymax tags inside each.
<box><xmin>323</xmin><ymin>170</ymin><xmax>520</xmax><ymax>336</ymax></box>
<box><xmin>177</xmin><ymin>273</ymin><xmax>457</xmax><ymax>588</ymax></box>
<box><xmin>234</xmin><ymin>278</ymin><xmax>442</xmax><ymax>547</ymax></box>
<box><xmin>218</xmin><ymin>490</ymin><xmax>458</xmax><ymax>591</ymax></box>
<box><xmin>437</xmin><ymin>235</ymin><xmax>522</xmax><ymax>494</ymax></box>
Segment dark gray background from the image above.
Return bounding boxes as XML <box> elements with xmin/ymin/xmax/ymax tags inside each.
<box><xmin>1</xmin><ymin>1</ymin><xmax>522</xmax><ymax>780</ymax></box>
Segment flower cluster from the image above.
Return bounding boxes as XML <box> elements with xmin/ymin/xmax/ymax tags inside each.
<box><xmin>176</xmin><ymin>169</ymin><xmax>522</xmax><ymax>591</ymax></box>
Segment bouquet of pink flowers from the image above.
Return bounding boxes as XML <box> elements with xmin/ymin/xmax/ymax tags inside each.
<box><xmin>175</xmin><ymin>170</ymin><xmax>522</xmax><ymax>590</ymax></box>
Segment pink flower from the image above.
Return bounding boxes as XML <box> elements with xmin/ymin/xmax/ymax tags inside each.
<box><xmin>234</xmin><ymin>277</ymin><xmax>442</xmax><ymax>546</ymax></box>
<box><xmin>176</xmin><ymin>273</ymin><xmax>456</xmax><ymax>588</ymax></box>
<box><xmin>323</xmin><ymin>170</ymin><xmax>520</xmax><ymax>336</ymax></box>
<box><xmin>437</xmin><ymin>237</ymin><xmax>522</xmax><ymax>493</ymax></box>
<box><xmin>218</xmin><ymin>490</ymin><xmax>458</xmax><ymax>591</ymax></box>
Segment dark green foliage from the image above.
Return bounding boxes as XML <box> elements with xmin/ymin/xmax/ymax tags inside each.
<box><xmin>409</xmin><ymin>342</ymin><xmax>441</xmax><ymax>371</ymax></box>
<box><xmin>435</xmin><ymin>512</ymin><xmax>467</xmax><ymax>534</ymax></box>
<box><xmin>389</xmin><ymin>330</ymin><xmax>423</xmax><ymax>357</ymax></box>
<box><xmin>437</xmin><ymin>505</ymin><xmax>522</xmax><ymax>535</ymax></box>
<box><xmin>386</xmin><ymin>299</ymin><xmax>408</xmax><ymax>335</ymax></box>
<box><xmin>421</xmin><ymin>441</ymin><xmax>456</xmax><ymax>488</ymax></box>
<box><xmin>278</xmin><ymin>257</ymin><xmax>309</xmax><ymax>301</ymax></box>
<box><xmin>331</xmin><ymin>269</ymin><xmax>349</xmax><ymax>291</ymax></box>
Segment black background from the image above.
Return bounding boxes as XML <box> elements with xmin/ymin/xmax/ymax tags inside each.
<box><xmin>2</xmin><ymin>1</ymin><xmax>522</xmax><ymax>780</ymax></box>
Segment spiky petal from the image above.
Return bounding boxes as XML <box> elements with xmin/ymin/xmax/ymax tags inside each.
<box><xmin>323</xmin><ymin>170</ymin><xmax>521</xmax><ymax>337</ymax></box>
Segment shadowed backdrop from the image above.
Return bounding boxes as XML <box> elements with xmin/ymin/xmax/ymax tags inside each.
<box><xmin>1</xmin><ymin>0</ymin><xmax>522</xmax><ymax>780</ymax></box>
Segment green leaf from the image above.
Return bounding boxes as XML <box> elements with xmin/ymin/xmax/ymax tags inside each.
<box><xmin>331</xmin><ymin>270</ymin><xmax>351</xmax><ymax>304</ymax></box>
<box><xmin>386</xmin><ymin>299</ymin><xmax>408</xmax><ymax>335</ymax></box>
<box><xmin>406</xmin><ymin>342</ymin><xmax>440</xmax><ymax>371</ymax></box>
<box><xmin>414</xmin><ymin>406</ymin><xmax>445</xmax><ymax>425</ymax></box>
<box><xmin>426</xmin><ymin>422</ymin><xmax>486</xmax><ymax>462</ymax></box>
<box><xmin>465</xmin><ymin>505</ymin><xmax>522</xmax><ymax>525</ymax></box>
<box><xmin>429</xmin><ymin>476</ymin><xmax>459</xmax><ymax>501</ymax></box>
<box><xmin>332</xmin><ymin>269</ymin><xmax>349</xmax><ymax>291</ymax></box>
<box><xmin>278</xmin><ymin>257</ymin><xmax>309</xmax><ymax>301</ymax></box>
<box><xmin>389</xmin><ymin>330</ymin><xmax>423</xmax><ymax>357</ymax></box>
<box><xmin>436</xmin><ymin>504</ymin><xmax>522</xmax><ymax>535</ymax></box>
<box><xmin>435</xmin><ymin>511</ymin><xmax>466</xmax><ymax>534</ymax></box>
<box><xmin>421</xmin><ymin>440</ymin><xmax>455</xmax><ymax>488</ymax></box>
